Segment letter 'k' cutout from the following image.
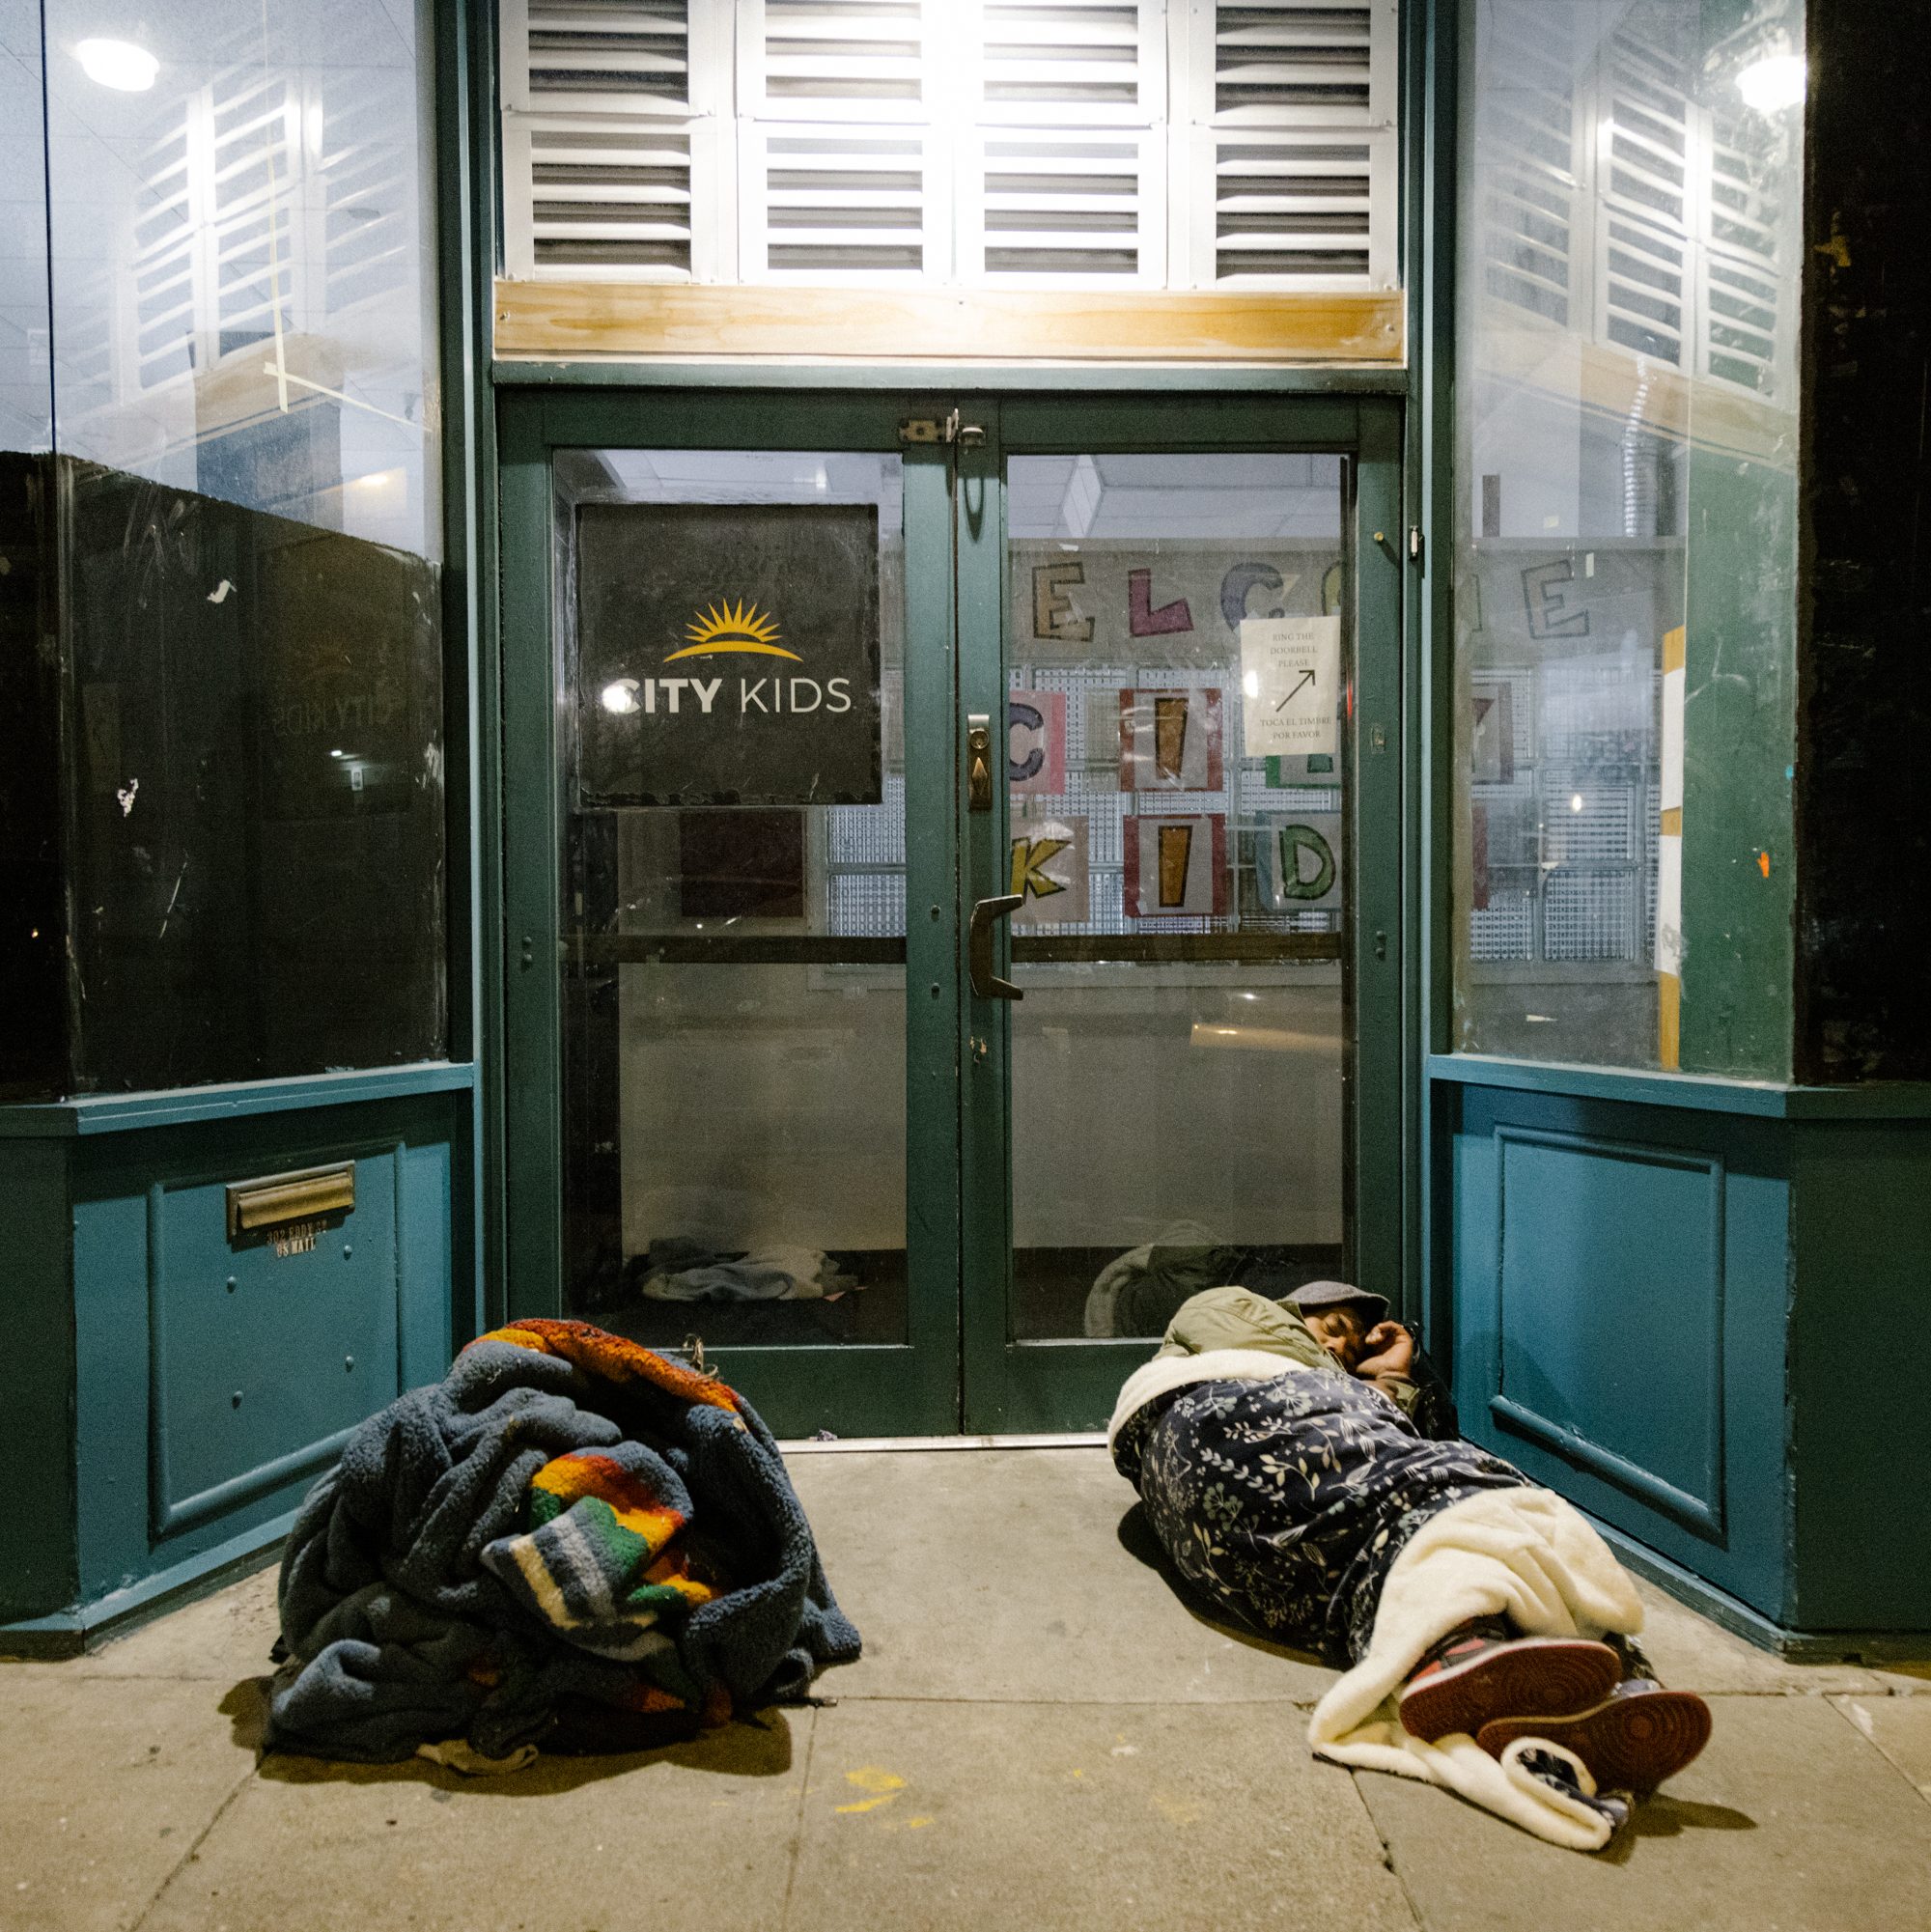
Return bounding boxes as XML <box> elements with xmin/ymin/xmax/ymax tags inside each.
<box><xmin>1011</xmin><ymin>834</ymin><xmax>1071</xmax><ymax>901</ymax></box>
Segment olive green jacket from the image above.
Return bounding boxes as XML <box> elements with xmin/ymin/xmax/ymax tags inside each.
<box><xmin>1151</xmin><ymin>1286</ymin><xmax>1438</xmax><ymax>1431</ymax></box>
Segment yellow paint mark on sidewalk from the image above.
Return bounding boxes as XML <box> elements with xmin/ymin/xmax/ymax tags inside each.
<box><xmin>836</xmin><ymin>1767</ymin><xmax>908</xmax><ymax>1815</ymax></box>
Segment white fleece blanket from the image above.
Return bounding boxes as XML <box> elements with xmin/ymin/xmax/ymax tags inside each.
<box><xmin>1307</xmin><ymin>1487</ymin><xmax>1646</xmax><ymax>1851</ymax></box>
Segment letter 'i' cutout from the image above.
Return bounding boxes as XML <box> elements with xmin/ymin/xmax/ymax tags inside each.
<box><xmin>1154</xmin><ymin>695</ymin><xmax>1189</xmax><ymax>782</ymax></box>
<box><xmin>1157</xmin><ymin>823</ymin><xmax>1193</xmax><ymax>907</ymax></box>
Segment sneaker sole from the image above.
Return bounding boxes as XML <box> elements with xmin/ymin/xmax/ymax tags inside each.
<box><xmin>1477</xmin><ymin>1691</ymin><xmax>1713</xmax><ymax>1792</ymax></box>
<box><xmin>1399</xmin><ymin>1639</ymin><xmax>1623</xmax><ymax>1744</ymax></box>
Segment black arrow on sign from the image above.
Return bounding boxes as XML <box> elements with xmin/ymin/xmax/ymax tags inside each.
<box><xmin>1274</xmin><ymin>669</ymin><xmax>1317</xmax><ymax>713</ymax></box>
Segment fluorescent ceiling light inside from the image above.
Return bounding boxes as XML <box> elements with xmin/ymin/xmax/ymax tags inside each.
<box><xmin>75</xmin><ymin>38</ymin><xmax>158</xmax><ymax>91</ymax></box>
<box><xmin>1737</xmin><ymin>54</ymin><xmax>1806</xmax><ymax>112</ymax></box>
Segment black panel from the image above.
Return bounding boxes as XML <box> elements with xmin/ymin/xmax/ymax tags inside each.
<box><xmin>0</xmin><ymin>456</ymin><xmax>65</xmax><ymax>1102</ymax></box>
<box><xmin>0</xmin><ymin>458</ymin><xmax>447</xmax><ymax>1096</ymax></box>
<box><xmin>574</xmin><ymin>500</ymin><xmax>882</xmax><ymax>807</ymax></box>
<box><xmin>1796</xmin><ymin>0</ymin><xmax>1931</xmax><ymax>1079</ymax></box>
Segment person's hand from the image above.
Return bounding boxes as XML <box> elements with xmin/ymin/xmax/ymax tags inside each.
<box><xmin>1356</xmin><ymin>1321</ymin><xmax>1414</xmax><ymax>1380</ymax></box>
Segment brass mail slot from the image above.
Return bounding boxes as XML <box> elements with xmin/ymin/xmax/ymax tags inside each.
<box><xmin>226</xmin><ymin>1162</ymin><xmax>356</xmax><ymax>1240</ymax></box>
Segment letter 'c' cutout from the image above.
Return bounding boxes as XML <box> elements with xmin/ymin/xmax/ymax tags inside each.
<box><xmin>1221</xmin><ymin>562</ymin><xmax>1285</xmax><ymax>628</ymax></box>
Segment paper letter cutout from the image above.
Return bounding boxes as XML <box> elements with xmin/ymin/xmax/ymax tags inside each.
<box><xmin>1220</xmin><ymin>562</ymin><xmax>1286</xmax><ymax>628</ymax></box>
<box><xmin>1008</xmin><ymin>691</ymin><xmax>1067</xmax><ymax>795</ymax></box>
<box><xmin>1010</xmin><ymin>815</ymin><xmax>1089</xmax><ymax>924</ymax></box>
<box><xmin>1119</xmin><ymin>688</ymin><xmax>1224</xmax><ymax>792</ymax></box>
<box><xmin>1522</xmin><ymin>559</ymin><xmax>1589</xmax><ymax>639</ymax></box>
<box><xmin>1033</xmin><ymin>562</ymin><xmax>1094</xmax><ymax>643</ymax></box>
<box><xmin>1123</xmin><ymin>815</ymin><xmax>1227</xmax><ymax>918</ymax></box>
<box><xmin>1128</xmin><ymin>568</ymin><xmax>1193</xmax><ymax>636</ymax></box>
<box><xmin>1258</xmin><ymin>813</ymin><xmax>1342</xmax><ymax>913</ymax></box>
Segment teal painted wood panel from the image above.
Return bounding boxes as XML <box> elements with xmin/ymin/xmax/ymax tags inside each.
<box><xmin>0</xmin><ymin>1142</ymin><xmax>80</xmax><ymax>1619</ymax></box>
<box><xmin>1449</xmin><ymin>1082</ymin><xmax>1789</xmax><ymax>1620</ymax></box>
<box><xmin>147</xmin><ymin>1146</ymin><xmax>403</xmax><ymax>1534</ymax></box>
<box><xmin>57</xmin><ymin>1094</ymin><xmax>460</xmax><ymax>1619</ymax></box>
<box><xmin>1787</xmin><ymin>1122</ymin><xmax>1931</xmax><ymax>1631</ymax></box>
<box><xmin>1494</xmin><ymin>1127</ymin><xmax>1722</xmax><ymax>1529</ymax></box>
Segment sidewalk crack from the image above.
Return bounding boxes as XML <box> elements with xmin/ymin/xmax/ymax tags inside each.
<box><xmin>1348</xmin><ymin>1769</ymin><xmax>1428</xmax><ymax>1930</ymax></box>
<box><xmin>777</xmin><ymin>1704</ymin><xmax>821</xmax><ymax>1932</ymax></box>
<box><xmin>128</xmin><ymin>1760</ymin><xmax>255</xmax><ymax>1931</ymax></box>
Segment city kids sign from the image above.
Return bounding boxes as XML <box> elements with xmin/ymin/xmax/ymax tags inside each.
<box><xmin>575</xmin><ymin>501</ymin><xmax>883</xmax><ymax>806</ymax></box>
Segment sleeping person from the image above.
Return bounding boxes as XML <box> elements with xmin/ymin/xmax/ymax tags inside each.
<box><xmin>1110</xmin><ymin>1279</ymin><xmax>1713</xmax><ymax>1851</ymax></box>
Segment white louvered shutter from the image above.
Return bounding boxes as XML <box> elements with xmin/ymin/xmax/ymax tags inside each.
<box><xmin>1695</xmin><ymin>100</ymin><xmax>1793</xmax><ymax>399</ymax></box>
<box><xmin>1181</xmin><ymin>128</ymin><xmax>1392</xmax><ymax>287</ymax></box>
<box><xmin>502</xmin><ymin>118</ymin><xmax>729</xmax><ymax>279</ymax></box>
<box><xmin>1592</xmin><ymin>16</ymin><xmax>1693</xmax><ymax>369</ymax></box>
<box><xmin>737</xmin><ymin>0</ymin><xmax>939</xmax><ymax>124</ymax></box>
<box><xmin>1471</xmin><ymin>0</ymin><xmax>1580</xmax><ymax>329</ymax></box>
<box><xmin>1173</xmin><ymin>0</ymin><xmax>1397</xmax><ymax>290</ymax></box>
<box><xmin>1189</xmin><ymin>0</ymin><xmax>1396</xmax><ymax>129</ymax></box>
<box><xmin>963</xmin><ymin>0</ymin><xmax>1166</xmax><ymax>126</ymax></box>
<box><xmin>500</xmin><ymin>0</ymin><xmax>706</xmax><ymax>116</ymax></box>
<box><xmin>957</xmin><ymin>129</ymin><xmax>1165</xmax><ymax>285</ymax></box>
<box><xmin>738</xmin><ymin>125</ymin><xmax>950</xmax><ymax>280</ymax></box>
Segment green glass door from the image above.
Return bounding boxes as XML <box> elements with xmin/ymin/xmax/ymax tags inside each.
<box><xmin>955</xmin><ymin>399</ymin><xmax>1407</xmax><ymax>1433</ymax></box>
<box><xmin>500</xmin><ymin>394</ymin><xmax>965</xmax><ymax>1437</ymax></box>
<box><xmin>498</xmin><ymin>392</ymin><xmax>1404</xmax><ymax>1440</ymax></box>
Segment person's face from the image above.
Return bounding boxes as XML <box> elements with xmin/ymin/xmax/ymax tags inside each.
<box><xmin>1301</xmin><ymin>1306</ymin><xmax>1367</xmax><ymax>1371</ymax></box>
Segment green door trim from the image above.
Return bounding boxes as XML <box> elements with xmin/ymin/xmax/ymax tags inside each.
<box><xmin>956</xmin><ymin>395</ymin><xmax>1409</xmax><ymax>1433</ymax></box>
<box><xmin>497</xmin><ymin>388</ymin><xmax>965</xmax><ymax>1436</ymax></box>
<box><xmin>497</xmin><ymin>387</ymin><xmax>1409</xmax><ymax>1439</ymax></box>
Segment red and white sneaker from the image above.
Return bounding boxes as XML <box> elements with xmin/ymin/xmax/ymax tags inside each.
<box><xmin>1397</xmin><ymin>1618</ymin><xmax>1624</xmax><ymax>1743</ymax></box>
<box><xmin>1476</xmin><ymin>1680</ymin><xmax>1712</xmax><ymax>1792</ymax></box>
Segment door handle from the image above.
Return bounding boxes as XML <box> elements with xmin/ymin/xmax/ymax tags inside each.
<box><xmin>967</xmin><ymin>894</ymin><xmax>1024</xmax><ymax>1002</ymax></box>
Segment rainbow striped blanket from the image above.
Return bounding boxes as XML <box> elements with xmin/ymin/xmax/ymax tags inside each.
<box><xmin>266</xmin><ymin>1319</ymin><xmax>859</xmax><ymax>1763</ymax></box>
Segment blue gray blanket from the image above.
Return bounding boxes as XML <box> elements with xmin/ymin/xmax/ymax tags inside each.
<box><xmin>267</xmin><ymin>1319</ymin><xmax>859</xmax><ymax>1762</ymax></box>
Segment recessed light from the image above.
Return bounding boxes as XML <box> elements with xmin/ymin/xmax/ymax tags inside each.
<box><xmin>75</xmin><ymin>38</ymin><xmax>158</xmax><ymax>92</ymax></box>
<box><xmin>1737</xmin><ymin>54</ymin><xmax>1805</xmax><ymax>113</ymax></box>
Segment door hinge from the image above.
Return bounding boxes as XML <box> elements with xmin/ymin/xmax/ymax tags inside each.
<box><xmin>1409</xmin><ymin>525</ymin><xmax>1424</xmax><ymax>564</ymax></box>
<box><xmin>899</xmin><ymin>408</ymin><xmax>985</xmax><ymax>448</ymax></box>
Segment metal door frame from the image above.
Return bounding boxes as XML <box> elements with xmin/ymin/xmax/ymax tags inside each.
<box><xmin>495</xmin><ymin>389</ymin><xmax>1405</xmax><ymax>1437</ymax></box>
<box><xmin>954</xmin><ymin>394</ymin><xmax>1407</xmax><ymax>1431</ymax></box>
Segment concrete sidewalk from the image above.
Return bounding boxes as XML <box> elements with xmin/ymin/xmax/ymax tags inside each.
<box><xmin>3</xmin><ymin>1448</ymin><xmax>1928</xmax><ymax>1932</ymax></box>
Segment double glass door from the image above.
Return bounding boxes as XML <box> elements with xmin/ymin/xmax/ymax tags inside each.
<box><xmin>500</xmin><ymin>393</ymin><xmax>1404</xmax><ymax>1437</ymax></box>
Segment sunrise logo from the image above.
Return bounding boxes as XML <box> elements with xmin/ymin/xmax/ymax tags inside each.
<box><xmin>663</xmin><ymin>598</ymin><xmax>800</xmax><ymax>664</ymax></box>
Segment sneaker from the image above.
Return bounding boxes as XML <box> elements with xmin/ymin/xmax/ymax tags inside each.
<box><xmin>1476</xmin><ymin>1679</ymin><xmax>1713</xmax><ymax>1791</ymax></box>
<box><xmin>1398</xmin><ymin>1619</ymin><xmax>1624</xmax><ymax>1743</ymax></box>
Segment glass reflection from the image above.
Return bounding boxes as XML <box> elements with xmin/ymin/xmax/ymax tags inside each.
<box><xmin>556</xmin><ymin>451</ymin><xmax>910</xmax><ymax>1350</ymax></box>
<box><xmin>1006</xmin><ymin>454</ymin><xmax>1351</xmax><ymax>1339</ymax></box>
<box><xmin>40</xmin><ymin>0</ymin><xmax>440</xmax><ymax>555</ymax></box>
<box><xmin>1454</xmin><ymin>0</ymin><xmax>1803</xmax><ymax>1078</ymax></box>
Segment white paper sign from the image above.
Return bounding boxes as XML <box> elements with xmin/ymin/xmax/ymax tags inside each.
<box><xmin>1659</xmin><ymin>663</ymin><xmax>1686</xmax><ymax>814</ymax></box>
<box><xmin>1655</xmin><ymin>831</ymin><xmax>1683</xmax><ymax>977</ymax></box>
<box><xmin>1241</xmin><ymin>615</ymin><xmax>1339</xmax><ymax>757</ymax></box>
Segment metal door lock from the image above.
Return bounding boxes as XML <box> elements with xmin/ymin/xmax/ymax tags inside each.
<box><xmin>966</xmin><ymin>714</ymin><xmax>993</xmax><ymax>812</ymax></box>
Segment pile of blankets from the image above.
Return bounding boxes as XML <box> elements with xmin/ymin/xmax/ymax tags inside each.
<box><xmin>267</xmin><ymin>1319</ymin><xmax>860</xmax><ymax>1764</ymax></box>
<box><xmin>634</xmin><ymin>1238</ymin><xmax>859</xmax><ymax>1304</ymax></box>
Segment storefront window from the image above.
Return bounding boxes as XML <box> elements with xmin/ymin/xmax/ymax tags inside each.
<box><xmin>0</xmin><ymin>1</ymin><xmax>446</xmax><ymax>1098</ymax></box>
<box><xmin>0</xmin><ymin>2</ymin><xmax>49</xmax><ymax>451</ymax></box>
<box><xmin>1452</xmin><ymin>0</ymin><xmax>1803</xmax><ymax>1078</ymax></box>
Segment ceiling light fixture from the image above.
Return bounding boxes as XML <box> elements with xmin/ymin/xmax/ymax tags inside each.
<box><xmin>75</xmin><ymin>37</ymin><xmax>158</xmax><ymax>91</ymax></box>
<box><xmin>1736</xmin><ymin>53</ymin><xmax>1806</xmax><ymax>113</ymax></box>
